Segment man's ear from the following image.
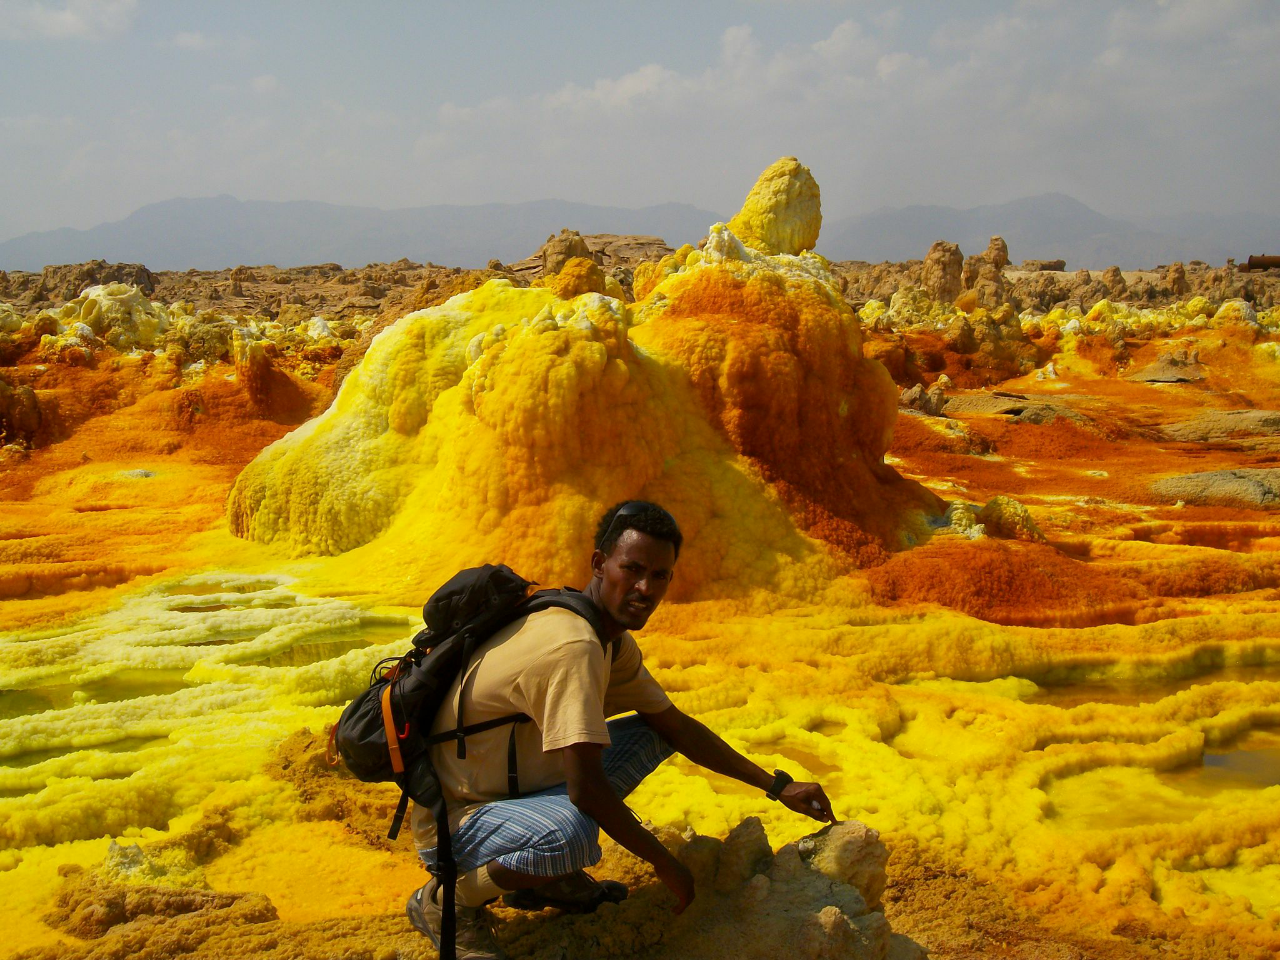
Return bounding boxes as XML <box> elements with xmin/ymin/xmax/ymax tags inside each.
<box><xmin>590</xmin><ymin>548</ymin><xmax>607</xmax><ymax>577</ymax></box>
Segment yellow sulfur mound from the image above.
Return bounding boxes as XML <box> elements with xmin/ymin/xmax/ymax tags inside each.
<box><xmin>226</xmin><ymin>277</ymin><xmax>836</xmax><ymax>601</ymax></box>
<box><xmin>53</xmin><ymin>283</ymin><xmax>172</xmax><ymax>352</ymax></box>
<box><xmin>0</xmin><ymin>302</ymin><xmax>22</xmax><ymax>334</ymax></box>
<box><xmin>976</xmin><ymin>495</ymin><xmax>1046</xmax><ymax>542</ymax></box>
<box><xmin>532</xmin><ymin>255</ymin><xmax>625</xmax><ymax>301</ymax></box>
<box><xmin>726</xmin><ymin>156</ymin><xmax>822</xmax><ymax>256</ymax></box>
<box><xmin>227</xmin><ymin>161</ymin><xmax>938</xmax><ymax>600</ymax></box>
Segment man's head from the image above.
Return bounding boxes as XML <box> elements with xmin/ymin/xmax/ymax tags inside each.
<box><xmin>589</xmin><ymin>501</ymin><xmax>682</xmax><ymax>633</ymax></box>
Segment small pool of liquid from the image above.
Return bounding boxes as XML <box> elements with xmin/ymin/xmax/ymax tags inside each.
<box><xmin>1044</xmin><ymin>729</ymin><xmax>1280</xmax><ymax>831</ymax></box>
<box><xmin>1026</xmin><ymin>663</ymin><xmax>1280</xmax><ymax>709</ymax></box>
<box><xmin>1030</xmin><ymin>666</ymin><xmax>1280</xmax><ymax>830</ymax></box>
<box><xmin>774</xmin><ymin>744</ymin><xmax>841</xmax><ymax>777</ymax></box>
<box><xmin>1</xmin><ymin>670</ymin><xmax>192</xmax><ymax>716</ymax></box>
<box><xmin>5</xmin><ymin>735</ymin><xmax>170</xmax><ymax>770</ymax></box>
<box><xmin>241</xmin><ymin>621</ymin><xmax>413</xmax><ymax>669</ymax></box>
<box><xmin>1158</xmin><ymin>728</ymin><xmax>1280</xmax><ymax>796</ymax></box>
<box><xmin>160</xmin><ymin>579</ymin><xmax>283</xmax><ymax>597</ymax></box>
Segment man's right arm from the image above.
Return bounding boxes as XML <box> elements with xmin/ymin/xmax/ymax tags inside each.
<box><xmin>561</xmin><ymin>741</ymin><xmax>694</xmax><ymax>913</ymax></box>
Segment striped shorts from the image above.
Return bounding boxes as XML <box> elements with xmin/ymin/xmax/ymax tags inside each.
<box><xmin>418</xmin><ymin>713</ymin><xmax>673</xmax><ymax>878</ymax></box>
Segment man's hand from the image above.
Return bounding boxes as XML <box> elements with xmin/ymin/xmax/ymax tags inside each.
<box><xmin>654</xmin><ymin>856</ymin><xmax>695</xmax><ymax>914</ymax></box>
<box><xmin>779</xmin><ymin>780</ymin><xmax>837</xmax><ymax>823</ymax></box>
<box><xmin>563</xmin><ymin>741</ymin><xmax>697</xmax><ymax>913</ymax></box>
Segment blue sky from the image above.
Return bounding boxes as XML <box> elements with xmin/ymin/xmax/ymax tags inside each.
<box><xmin>1</xmin><ymin>0</ymin><xmax>1277</xmax><ymax>241</ymax></box>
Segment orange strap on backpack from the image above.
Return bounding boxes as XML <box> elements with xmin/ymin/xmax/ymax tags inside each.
<box><xmin>325</xmin><ymin>724</ymin><xmax>340</xmax><ymax>767</ymax></box>
<box><xmin>381</xmin><ymin>684</ymin><xmax>406</xmax><ymax>775</ymax></box>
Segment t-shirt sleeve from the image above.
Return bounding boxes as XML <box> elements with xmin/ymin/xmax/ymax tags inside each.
<box><xmin>515</xmin><ymin>635</ymin><xmax>611</xmax><ymax>751</ymax></box>
<box><xmin>604</xmin><ymin>633</ymin><xmax>673</xmax><ymax>718</ymax></box>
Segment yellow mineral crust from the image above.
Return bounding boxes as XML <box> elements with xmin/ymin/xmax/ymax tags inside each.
<box><xmin>52</xmin><ymin>283</ymin><xmax>171</xmax><ymax>352</ymax></box>
<box><xmin>532</xmin><ymin>255</ymin><xmax>625</xmax><ymax>301</ymax></box>
<box><xmin>226</xmin><ymin>279</ymin><xmax>836</xmax><ymax>601</ymax></box>
<box><xmin>726</xmin><ymin>156</ymin><xmax>822</xmax><ymax>256</ymax></box>
<box><xmin>227</xmin><ymin>206</ymin><xmax>934</xmax><ymax>600</ymax></box>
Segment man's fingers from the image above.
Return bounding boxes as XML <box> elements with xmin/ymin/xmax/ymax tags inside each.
<box><xmin>816</xmin><ymin>789</ymin><xmax>837</xmax><ymax>822</ymax></box>
<box><xmin>804</xmin><ymin>785</ymin><xmax>837</xmax><ymax>822</ymax></box>
<box><xmin>783</xmin><ymin>782</ymin><xmax>839</xmax><ymax>823</ymax></box>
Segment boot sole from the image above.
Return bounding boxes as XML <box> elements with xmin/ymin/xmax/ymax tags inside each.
<box><xmin>502</xmin><ymin>881</ymin><xmax>627</xmax><ymax>914</ymax></box>
<box><xmin>406</xmin><ymin>887</ymin><xmax>442</xmax><ymax>948</ymax></box>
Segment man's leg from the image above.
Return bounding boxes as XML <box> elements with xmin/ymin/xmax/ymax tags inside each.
<box><xmin>409</xmin><ymin>788</ymin><xmax>606</xmax><ymax>956</ymax></box>
<box><xmin>421</xmin><ymin>786</ymin><xmax>605</xmax><ymax>887</ymax></box>
<box><xmin>491</xmin><ymin>713</ymin><xmax>673</xmax><ymax>892</ymax></box>
<box><xmin>418</xmin><ymin>715</ymin><xmax>674</xmax><ymax>896</ymax></box>
<box><xmin>599</xmin><ymin>712</ymin><xmax>674</xmax><ymax>798</ymax></box>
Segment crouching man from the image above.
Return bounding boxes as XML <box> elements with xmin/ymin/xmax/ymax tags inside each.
<box><xmin>407</xmin><ymin>501</ymin><xmax>836</xmax><ymax>959</ymax></box>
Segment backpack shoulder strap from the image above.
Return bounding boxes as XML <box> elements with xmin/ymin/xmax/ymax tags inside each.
<box><xmin>523</xmin><ymin>589</ymin><xmax>613</xmax><ymax>652</ymax></box>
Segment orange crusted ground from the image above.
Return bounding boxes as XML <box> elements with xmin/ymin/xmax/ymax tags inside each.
<box><xmin>0</xmin><ymin>352</ymin><xmax>329</xmax><ymax>631</ymax></box>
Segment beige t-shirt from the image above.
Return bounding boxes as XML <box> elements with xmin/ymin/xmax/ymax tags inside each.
<box><xmin>410</xmin><ymin>607</ymin><xmax>671</xmax><ymax>852</ymax></box>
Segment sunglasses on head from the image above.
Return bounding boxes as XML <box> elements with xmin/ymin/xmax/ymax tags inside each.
<box><xmin>601</xmin><ymin>500</ymin><xmax>676</xmax><ymax>548</ymax></box>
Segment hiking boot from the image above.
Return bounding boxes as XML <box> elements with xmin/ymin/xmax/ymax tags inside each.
<box><xmin>407</xmin><ymin>880</ymin><xmax>507</xmax><ymax>960</ymax></box>
<box><xmin>502</xmin><ymin>870</ymin><xmax>629</xmax><ymax>913</ymax></box>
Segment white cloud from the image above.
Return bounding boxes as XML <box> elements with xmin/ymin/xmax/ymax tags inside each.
<box><xmin>874</xmin><ymin>51</ymin><xmax>915</xmax><ymax>80</ymax></box>
<box><xmin>399</xmin><ymin>9</ymin><xmax>1280</xmax><ymax>222</ymax></box>
<box><xmin>173</xmin><ymin>30</ymin><xmax>217</xmax><ymax>50</ymax></box>
<box><xmin>0</xmin><ymin>0</ymin><xmax>137</xmax><ymax>39</ymax></box>
<box><xmin>2</xmin><ymin>4</ymin><xmax>1278</xmax><ymax>244</ymax></box>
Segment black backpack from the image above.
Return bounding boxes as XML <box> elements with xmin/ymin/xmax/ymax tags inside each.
<box><xmin>326</xmin><ymin>563</ymin><xmax>608</xmax><ymax>960</ymax></box>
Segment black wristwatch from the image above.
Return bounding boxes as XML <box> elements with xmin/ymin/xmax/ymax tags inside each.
<box><xmin>766</xmin><ymin>769</ymin><xmax>793</xmax><ymax>801</ymax></box>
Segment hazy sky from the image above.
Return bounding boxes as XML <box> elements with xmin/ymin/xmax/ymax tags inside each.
<box><xmin>1</xmin><ymin>0</ymin><xmax>1277</xmax><ymax>241</ymax></box>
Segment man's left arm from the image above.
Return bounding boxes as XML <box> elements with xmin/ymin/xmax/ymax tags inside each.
<box><xmin>640</xmin><ymin>704</ymin><xmax>837</xmax><ymax>823</ymax></box>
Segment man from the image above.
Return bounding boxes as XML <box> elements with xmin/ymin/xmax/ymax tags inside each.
<box><xmin>407</xmin><ymin>500</ymin><xmax>836</xmax><ymax>959</ymax></box>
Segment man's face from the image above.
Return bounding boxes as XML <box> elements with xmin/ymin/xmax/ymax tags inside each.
<box><xmin>591</xmin><ymin>529</ymin><xmax>676</xmax><ymax>631</ymax></box>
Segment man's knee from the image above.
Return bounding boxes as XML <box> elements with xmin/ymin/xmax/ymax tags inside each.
<box><xmin>601</xmin><ymin>717</ymin><xmax>673</xmax><ymax>795</ymax></box>
<box><xmin>496</xmin><ymin>810</ymin><xmax>602</xmax><ymax>877</ymax></box>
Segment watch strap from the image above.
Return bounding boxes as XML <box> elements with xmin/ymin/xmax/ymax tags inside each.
<box><xmin>766</xmin><ymin>769</ymin><xmax>793</xmax><ymax>801</ymax></box>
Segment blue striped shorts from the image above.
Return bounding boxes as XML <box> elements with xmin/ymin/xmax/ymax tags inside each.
<box><xmin>418</xmin><ymin>713</ymin><xmax>673</xmax><ymax>878</ymax></box>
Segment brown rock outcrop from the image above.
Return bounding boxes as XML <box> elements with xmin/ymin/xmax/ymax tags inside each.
<box><xmin>0</xmin><ymin>375</ymin><xmax>41</xmax><ymax>445</ymax></box>
<box><xmin>1125</xmin><ymin>347</ymin><xmax>1206</xmax><ymax>383</ymax></box>
<box><xmin>1016</xmin><ymin>271</ymin><xmax>1067</xmax><ymax>311</ymax></box>
<box><xmin>39</xmin><ymin>260</ymin><xmax>157</xmax><ymax>300</ymax></box>
<box><xmin>922</xmin><ymin>241</ymin><xmax>963</xmax><ymax>304</ymax></box>
<box><xmin>232</xmin><ymin>330</ymin><xmax>271</xmax><ymax>407</ymax></box>
<box><xmin>507</xmin><ymin>233</ymin><xmax>676</xmax><ymax>297</ymax></box>
<box><xmin>971</xmin><ymin>260</ymin><xmax>1009</xmax><ymax>309</ymax></box>
<box><xmin>1166</xmin><ymin>262</ymin><xmax>1190</xmax><ymax>296</ymax></box>
<box><xmin>539</xmin><ymin>228</ymin><xmax>597</xmax><ymax>275</ymax></box>
<box><xmin>1101</xmin><ymin>265</ymin><xmax>1126</xmax><ymax>296</ymax></box>
<box><xmin>900</xmin><ymin>381</ymin><xmax>948</xmax><ymax>416</ymax></box>
<box><xmin>985</xmin><ymin>235</ymin><xmax>1009</xmax><ymax>270</ymax></box>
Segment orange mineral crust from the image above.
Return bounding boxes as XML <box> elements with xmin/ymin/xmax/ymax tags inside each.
<box><xmin>0</xmin><ymin>352</ymin><xmax>330</xmax><ymax>632</ymax></box>
<box><xmin>3</xmin><ymin>160</ymin><xmax>1280</xmax><ymax>959</ymax></box>
<box><xmin>630</xmin><ymin>254</ymin><xmax>942</xmax><ymax>564</ymax></box>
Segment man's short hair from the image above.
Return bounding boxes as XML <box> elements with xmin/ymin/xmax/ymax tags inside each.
<box><xmin>594</xmin><ymin>501</ymin><xmax>683</xmax><ymax>560</ymax></box>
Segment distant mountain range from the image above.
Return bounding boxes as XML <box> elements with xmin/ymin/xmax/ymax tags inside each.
<box><xmin>1</xmin><ymin>193</ymin><xmax>1276</xmax><ymax>273</ymax></box>
<box><xmin>0</xmin><ymin>197</ymin><xmax>724</xmax><ymax>273</ymax></box>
